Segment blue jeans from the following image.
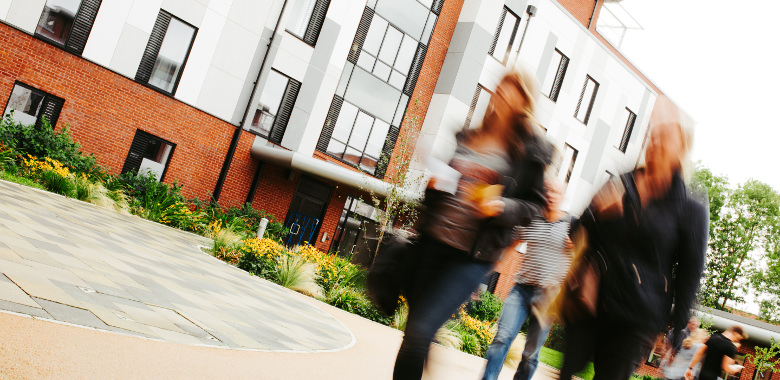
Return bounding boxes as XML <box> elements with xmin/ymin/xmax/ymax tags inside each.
<box><xmin>393</xmin><ymin>236</ymin><xmax>493</xmax><ymax>380</ymax></box>
<box><xmin>482</xmin><ymin>284</ymin><xmax>552</xmax><ymax>380</ymax></box>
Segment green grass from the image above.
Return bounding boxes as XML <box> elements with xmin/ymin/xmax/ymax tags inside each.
<box><xmin>538</xmin><ymin>347</ymin><xmax>594</xmax><ymax>380</ymax></box>
<box><xmin>0</xmin><ymin>170</ymin><xmax>45</xmax><ymax>190</ymax></box>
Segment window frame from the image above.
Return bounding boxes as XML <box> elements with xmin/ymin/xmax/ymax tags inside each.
<box><xmin>34</xmin><ymin>0</ymin><xmax>102</xmax><ymax>56</ymax></box>
<box><xmin>488</xmin><ymin>6</ymin><xmax>521</xmax><ymax>64</ymax></box>
<box><xmin>134</xmin><ymin>11</ymin><xmax>198</xmax><ymax>96</ymax></box>
<box><xmin>121</xmin><ymin>129</ymin><xmax>176</xmax><ymax>182</ymax></box>
<box><xmin>464</xmin><ymin>84</ymin><xmax>492</xmax><ymax>130</ymax></box>
<box><xmin>618</xmin><ymin>107</ymin><xmax>637</xmax><ymax>153</ymax></box>
<box><xmin>247</xmin><ymin>69</ymin><xmax>301</xmax><ymax>144</ymax></box>
<box><xmin>557</xmin><ymin>143</ymin><xmax>578</xmax><ymax>184</ymax></box>
<box><xmin>544</xmin><ymin>49</ymin><xmax>569</xmax><ymax>102</ymax></box>
<box><xmin>286</xmin><ymin>0</ymin><xmax>331</xmax><ymax>47</ymax></box>
<box><xmin>324</xmin><ymin>99</ymin><xmax>392</xmax><ymax>176</ymax></box>
<box><xmin>2</xmin><ymin>81</ymin><xmax>65</xmax><ymax>128</ymax></box>
<box><xmin>574</xmin><ymin>75</ymin><xmax>599</xmax><ymax>125</ymax></box>
<box><xmin>355</xmin><ymin>13</ymin><xmax>424</xmax><ymax>91</ymax></box>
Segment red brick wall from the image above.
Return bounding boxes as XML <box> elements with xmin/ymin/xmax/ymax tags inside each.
<box><xmin>555</xmin><ymin>0</ymin><xmax>598</xmax><ymax>29</ymax></box>
<box><xmin>0</xmin><ymin>23</ymin><xmax>247</xmax><ymax>206</ymax></box>
<box><xmin>493</xmin><ymin>245</ymin><xmax>522</xmax><ymax>299</ymax></box>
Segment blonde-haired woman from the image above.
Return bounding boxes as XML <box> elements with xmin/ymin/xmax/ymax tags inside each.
<box><xmin>392</xmin><ymin>69</ymin><xmax>552</xmax><ymax>380</ymax></box>
<box><xmin>559</xmin><ymin>118</ymin><xmax>707</xmax><ymax>379</ymax></box>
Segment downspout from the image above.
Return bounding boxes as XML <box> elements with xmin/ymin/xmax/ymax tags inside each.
<box><xmin>212</xmin><ymin>0</ymin><xmax>291</xmax><ymax>201</ymax></box>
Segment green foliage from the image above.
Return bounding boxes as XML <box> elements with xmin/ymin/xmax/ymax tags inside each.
<box><xmin>694</xmin><ymin>164</ymin><xmax>780</xmax><ymax>312</ymax></box>
<box><xmin>196</xmin><ymin>201</ymin><xmax>288</xmax><ymax>243</ymax></box>
<box><xmin>538</xmin><ymin>347</ymin><xmax>594</xmax><ymax>380</ymax></box>
<box><xmin>746</xmin><ymin>338</ymin><xmax>780</xmax><ymax>378</ymax></box>
<box><xmin>628</xmin><ymin>375</ymin><xmax>661</xmax><ymax>380</ymax></box>
<box><xmin>390</xmin><ymin>300</ymin><xmax>409</xmax><ymax>331</ymax></box>
<box><xmin>543</xmin><ymin>323</ymin><xmax>567</xmax><ymax>352</ymax></box>
<box><xmin>0</xmin><ymin>143</ymin><xmax>17</xmax><ymax>171</ymax></box>
<box><xmin>0</xmin><ymin>114</ymin><xmax>102</xmax><ymax>176</ymax></box>
<box><xmin>38</xmin><ymin>169</ymin><xmax>74</xmax><ymax>195</ymax></box>
<box><xmin>0</xmin><ymin>170</ymin><xmax>45</xmax><ymax>190</ymax></box>
<box><xmin>325</xmin><ymin>286</ymin><xmax>390</xmax><ymax>324</ymax></box>
<box><xmin>270</xmin><ymin>255</ymin><xmax>323</xmax><ymax>298</ymax></box>
<box><xmin>466</xmin><ymin>291</ymin><xmax>503</xmax><ymax>322</ymax></box>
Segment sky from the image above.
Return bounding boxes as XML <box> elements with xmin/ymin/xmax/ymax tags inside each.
<box><xmin>610</xmin><ymin>0</ymin><xmax>780</xmax><ymax>191</ymax></box>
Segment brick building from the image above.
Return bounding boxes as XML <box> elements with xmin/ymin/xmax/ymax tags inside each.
<box><xmin>1</xmin><ymin>0</ymin><xmax>684</xmax><ymax>271</ymax></box>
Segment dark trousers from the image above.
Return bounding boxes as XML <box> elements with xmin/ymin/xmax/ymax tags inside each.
<box><xmin>560</xmin><ymin>318</ymin><xmax>657</xmax><ymax>380</ymax></box>
<box><xmin>392</xmin><ymin>236</ymin><xmax>493</xmax><ymax>380</ymax></box>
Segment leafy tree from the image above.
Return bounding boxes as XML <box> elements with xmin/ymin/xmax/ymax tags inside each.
<box><xmin>694</xmin><ymin>165</ymin><xmax>780</xmax><ymax>311</ymax></box>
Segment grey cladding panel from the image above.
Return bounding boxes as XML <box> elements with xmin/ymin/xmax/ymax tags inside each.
<box><xmin>535</xmin><ymin>32</ymin><xmax>558</xmax><ymax>86</ymax></box>
<box><xmin>433</xmin><ymin>21</ymin><xmax>491</xmax><ymax>101</ymax></box>
<box><xmin>434</xmin><ymin>52</ymin><xmax>465</xmax><ymax>95</ymax></box>
<box><xmin>310</xmin><ymin>19</ymin><xmax>341</xmax><ymax>72</ymax></box>
<box><xmin>580</xmin><ymin>119</ymin><xmax>611</xmax><ymax>184</ymax></box>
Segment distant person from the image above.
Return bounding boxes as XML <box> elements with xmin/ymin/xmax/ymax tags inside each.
<box><xmin>392</xmin><ymin>69</ymin><xmax>552</xmax><ymax>380</ymax></box>
<box><xmin>684</xmin><ymin>325</ymin><xmax>746</xmax><ymax>380</ymax></box>
<box><xmin>559</xmin><ymin>119</ymin><xmax>708</xmax><ymax>379</ymax></box>
<box><xmin>480</xmin><ymin>178</ymin><xmax>573</xmax><ymax>380</ymax></box>
<box><xmin>662</xmin><ymin>328</ymin><xmax>708</xmax><ymax>380</ymax></box>
<box><xmin>662</xmin><ymin>317</ymin><xmax>700</xmax><ymax>367</ymax></box>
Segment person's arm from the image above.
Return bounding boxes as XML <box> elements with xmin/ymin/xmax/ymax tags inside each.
<box><xmin>670</xmin><ymin>200</ymin><xmax>708</xmax><ymax>352</ymax></box>
<box><xmin>491</xmin><ymin>163</ymin><xmax>545</xmax><ymax>227</ymax></box>
<box><xmin>721</xmin><ymin>355</ymin><xmax>738</xmax><ymax>374</ymax></box>
<box><xmin>684</xmin><ymin>345</ymin><xmax>707</xmax><ymax>380</ymax></box>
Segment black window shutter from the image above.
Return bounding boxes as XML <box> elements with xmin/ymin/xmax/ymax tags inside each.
<box><xmin>375</xmin><ymin>125</ymin><xmax>400</xmax><ymax>179</ymax></box>
<box><xmin>303</xmin><ymin>0</ymin><xmax>330</xmax><ymax>46</ymax></box>
<box><xmin>487</xmin><ymin>272</ymin><xmax>500</xmax><ymax>294</ymax></box>
<box><xmin>432</xmin><ymin>0</ymin><xmax>445</xmax><ymax>15</ymax></box>
<box><xmin>550</xmin><ymin>54</ymin><xmax>568</xmax><ymax>101</ymax></box>
<box><xmin>403</xmin><ymin>43</ymin><xmax>427</xmax><ymax>97</ymax></box>
<box><xmin>135</xmin><ymin>12</ymin><xmax>172</xmax><ymax>84</ymax></box>
<box><xmin>619</xmin><ymin>110</ymin><xmax>636</xmax><ymax>153</ymax></box>
<box><xmin>269</xmin><ymin>79</ymin><xmax>301</xmax><ymax>145</ymax></box>
<box><xmin>347</xmin><ymin>7</ymin><xmax>375</xmax><ymax>64</ymax></box>
<box><xmin>316</xmin><ymin>95</ymin><xmax>344</xmax><ymax>152</ymax></box>
<box><xmin>65</xmin><ymin>0</ymin><xmax>102</xmax><ymax>55</ymax></box>
<box><xmin>584</xmin><ymin>81</ymin><xmax>599</xmax><ymax>124</ymax></box>
<box><xmin>35</xmin><ymin>94</ymin><xmax>65</xmax><ymax>129</ymax></box>
<box><xmin>488</xmin><ymin>9</ymin><xmax>506</xmax><ymax>56</ymax></box>
<box><xmin>463</xmin><ymin>86</ymin><xmax>481</xmax><ymax>129</ymax></box>
<box><xmin>122</xmin><ymin>130</ymin><xmax>156</xmax><ymax>175</ymax></box>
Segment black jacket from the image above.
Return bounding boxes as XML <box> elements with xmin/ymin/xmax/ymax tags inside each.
<box><xmin>422</xmin><ymin>130</ymin><xmax>551</xmax><ymax>263</ymax></box>
<box><xmin>582</xmin><ymin>170</ymin><xmax>707</xmax><ymax>349</ymax></box>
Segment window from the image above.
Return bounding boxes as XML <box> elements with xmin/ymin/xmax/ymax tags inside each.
<box><xmin>35</xmin><ymin>0</ymin><xmax>102</xmax><ymax>55</ymax></box>
<box><xmin>357</xmin><ymin>13</ymin><xmax>419</xmax><ymax>90</ymax></box>
<box><xmin>489</xmin><ymin>7</ymin><xmax>520</xmax><ymax>64</ymax></box>
<box><xmin>121</xmin><ymin>130</ymin><xmax>175</xmax><ymax>181</ymax></box>
<box><xmin>3</xmin><ymin>82</ymin><xmax>65</xmax><ymax>128</ymax></box>
<box><xmin>249</xmin><ymin>70</ymin><xmax>301</xmax><ymax>144</ymax></box>
<box><xmin>135</xmin><ymin>12</ymin><xmax>197</xmax><ymax>95</ymax></box>
<box><xmin>464</xmin><ymin>85</ymin><xmax>492</xmax><ymax>129</ymax></box>
<box><xmin>574</xmin><ymin>76</ymin><xmax>599</xmax><ymax>124</ymax></box>
<box><xmin>557</xmin><ymin>144</ymin><xmax>578</xmax><ymax>184</ymax></box>
<box><xmin>618</xmin><ymin>108</ymin><xmax>637</xmax><ymax>153</ymax></box>
<box><xmin>287</xmin><ymin>0</ymin><xmax>330</xmax><ymax>46</ymax></box>
<box><xmin>542</xmin><ymin>49</ymin><xmax>569</xmax><ymax>102</ymax></box>
<box><xmin>325</xmin><ymin>100</ymin><xmax>391</xmax><ymax>175</ymax></box>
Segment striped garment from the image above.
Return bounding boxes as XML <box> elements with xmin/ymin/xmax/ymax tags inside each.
<box><xmin>512</xmin><ymin>216</ymin><xmax>572</xmax><ymax>288</ymax></box>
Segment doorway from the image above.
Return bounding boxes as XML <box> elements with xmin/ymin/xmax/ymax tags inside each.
<box><xmin>283</xmin><ymin>175</ymin><xmax>332</xmax><ymax>247</ymax></box>
<box><xmin>330</xmin><ymin>196</ymin><xmax>384</xmax><ymax>267</ymax></box>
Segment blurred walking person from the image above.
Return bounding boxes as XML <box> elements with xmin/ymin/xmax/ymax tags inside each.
<box><xmin>559</xmin><ymin>111</ymin><xmax>708</xmax><ymax>379</ymax></box>
<box><xmin>392</xmin><ymin>69</ymin><xmax>551</xmax><ymax>380</ymax></box>
<box><xmin>662</xmin><ymin>328</ymin><xmax>708</xmax><ymax>380</ymax></box>
<box><xmin>684</xmin><ymin>325</ymin><xmax>746</xmax><ymax>380</ymax></box>
<box><xmin>480</xmin><ymin>178</ymin><xmax>573</xmax><ymax>380</ymax></box>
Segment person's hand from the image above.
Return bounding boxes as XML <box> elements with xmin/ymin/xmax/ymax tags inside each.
<box><xmin>564</xmin><ymin>236</ymin><xmax>574</xmax><ymax>251</ymax></box>
<box><xmin>478</xmin><ymin>197</ymin><xmax>505</xmax><ymax>218</ymax></box>
<box><xmin>684</xmin><ymin>368</ymin><xmax>693</xmax><ymax>380</ymax></box>
<box><xmin>592</xmin><ymin>181</ymin><xmax>623</xmax><ymax>219</ymax></box>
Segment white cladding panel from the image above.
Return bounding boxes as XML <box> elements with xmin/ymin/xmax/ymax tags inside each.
<box><xmin>174</xmin><ymin>8</ymin><xmax>227</xmax><ymax>105</ymax></box>
<box><xmin>5</xmin><ymin>0</ymin><xmax>46</xmax><ymax>33</ymax></box>
<box><xmin>82</xmin><ymin>1</ymin><xmax>134</xmax><ymax>66</ymax></box>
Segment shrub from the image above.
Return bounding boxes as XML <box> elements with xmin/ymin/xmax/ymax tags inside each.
<box><xmin>453</xmin><ymin>310</ymin><xmax>497</xmax><ymax>357</ymax></box>
<box><xmin>0</xmin><ymin>143</ymin><xmax>17</xmax><ymax>171</ymax></box>
<box><xmin>39</xmin><ymin>169</ymin><xmax>73</xmax><ymax>196</ymax></box>
<box><xmin>390</xmin><ymin>299</ymin><xmax>409</xmax><ymax>331</ymax></box>
<box><xmin>435</xmin><ymin>320</ymin><xmax>462</xmax><ymax>350</ymax></box>
<box><xmin>325</xmin><ymin>285</ymin><xmax>390</xmax><ymax>324</ymax></box>
<box><xmin>292</xmin><ymin>244</ymin><xmax>367</xmax><ymax>293</ymax></box>
<box><xmin>71</xmin><ymin>174</ymin><xmax>128</xmax><ymax>212</ymax></box>
<box><xmin>0</xmin><ymin>115</ymin><xmax>101</xmax><ymax>176</ymax></box>
<box><xmin>205</xmin><ymin>220</ymin><xmax>244</xmax><ymax>264</ymax></box>
<box><xmin>270</xmin><ymin>255</ymin><xmax>323</xmax><ymax>298</ymax></box>
<box><xmin>466</xmin><ymin>291</ymin><xmax>503</xmax><ymax>322</ymax></box>
<box><xmin>237</xmin><ymin>238</ymin><xmax>287</xmax><ymax>278</ymax></box>
<box><xmin>196</xmin><ymin>201</ymin><xmax>288</xmax><ymax>242</ymax></box>
<box><xmin>543</xmin><ymin>323</ymin><xmax>567</xmax><ymax>352</ymax></box>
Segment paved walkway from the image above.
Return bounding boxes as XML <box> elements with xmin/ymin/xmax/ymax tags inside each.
<box><xmin>0</xmin><ymin>179</ymin><xmax>557</xmax><ymax>379</ymax></box>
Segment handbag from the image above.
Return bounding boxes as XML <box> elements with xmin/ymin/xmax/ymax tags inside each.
<box><xmin>554</xmin><ymin>224</ymin><xmax>602</xmax><ymax>324</ymax></box>
<box><xmin>366</xmin><ymin>231</ymin><xmax>418</xmax><ymax>316</ymax></box>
